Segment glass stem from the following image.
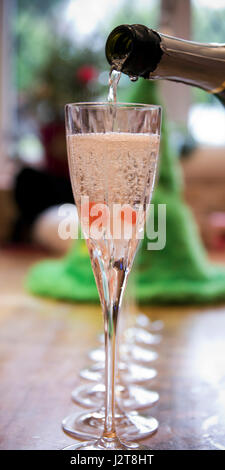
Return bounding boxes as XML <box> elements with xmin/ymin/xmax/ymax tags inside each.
<box><xmin>102</xmin><ymin>260</ymin><xmax>128</xmax><ymax>440</ymax></box>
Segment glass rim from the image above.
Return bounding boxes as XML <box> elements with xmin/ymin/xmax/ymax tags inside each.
<box><xmin>65</xmin><ymin>101</ymin><xmax>161</xmax><ymax>111</ymax></box>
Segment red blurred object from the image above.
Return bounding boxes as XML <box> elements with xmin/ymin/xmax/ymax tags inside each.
<box><xmin>76</xmin><ymin>65</ymin><xmax>98</xmax><ymax>85</ymax></box>
<box><xmin>208</xmin><ymin>212</ymin><xmax>225</xmax><ymax>251</ymax></box>
<box><xmin>40</xmin><ymin>121</ymin><xmax>69</xmax><ymax>178</ymax></box>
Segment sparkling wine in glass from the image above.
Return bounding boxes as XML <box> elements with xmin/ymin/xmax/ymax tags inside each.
<box><xmin>64</xmin><ymin>102</ymin><xmax>161</xmax><ymax>450</ymax></box>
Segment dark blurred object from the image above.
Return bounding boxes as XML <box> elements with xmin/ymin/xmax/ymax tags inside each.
<box><xmin>12</xmin><ymin>167</ymin><xmax>74</xmax><ymax>243</ymax></box>
<box><xmin>170</xmin><ymin>128</ymin><xmax>197</xmax><ymax>159</ymax></box>
<box><xmin>179</xmin><ymin>134</ymin><xmax>197</xmax><ymax>158</ymax></box>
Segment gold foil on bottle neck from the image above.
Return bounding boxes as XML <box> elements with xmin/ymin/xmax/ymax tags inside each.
<box><xmin>209</xmin><ymin>80</ymin><xmax>225</xmax><ymax>94</ymax></box>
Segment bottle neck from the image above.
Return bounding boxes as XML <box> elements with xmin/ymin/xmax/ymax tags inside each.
<box><xmin>105</xmin><ymin>24</ymin><xmax>225</xmax><ymax>104</ymax></box>
<box><xmin>152</xmin><ymin>33</ymin><xmax>225</xmax><ymax>96</ymax></box>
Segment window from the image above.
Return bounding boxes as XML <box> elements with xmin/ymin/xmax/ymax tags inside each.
<box><xmin>189</xmin><ymin>0</ymin><xmax>225</xmax><ymax>146</ymax></box>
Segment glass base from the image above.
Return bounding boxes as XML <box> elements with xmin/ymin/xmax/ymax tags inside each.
<box><xmin>124</xmin><ymin>327</ymin><xmax>162</xmax><ymax>346</ymax></box>
<box><xmin>62</xmin><ymin>408</ymin><xmax>158</xmax><ymax>441</ymax></box>
<box><xmin>72</xmin><ymin>383</ymin><xmax>159</xmax><ymax>411</ymax></box>
<box><xmin>63</xmin><ymin>436</ymin><xmax>150</xmax><ymax>450</ymax></box>
<box><xmin>80</xmin><ymin>362</ymin><xmax>157</xmax><ymax>384</ymax></box>
<box><xmin>88</xmin><ymin>345</ymin><xmax>158</xmax><ymax>364</ymax></box>
<box><xmin>135</xmin><ymin>313</ymin><xmax>164</xmax><ymax>332</ymax></box>
<box><xmin>98</xmin><ymin>325</ymin><xmax>162</xmax><ymax>346</ymax></box>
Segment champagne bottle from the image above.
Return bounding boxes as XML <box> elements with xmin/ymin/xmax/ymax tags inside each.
<box><xmin>105</xmin><ymin>24</ymin><xmax>225</xmax><ymax>104</ymax></box>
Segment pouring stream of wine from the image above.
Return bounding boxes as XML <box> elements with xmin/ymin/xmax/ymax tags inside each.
<box><xmin>108</xmin><ymin>69</ymin><xmax>121</xmax><ymax>104</ymax></box>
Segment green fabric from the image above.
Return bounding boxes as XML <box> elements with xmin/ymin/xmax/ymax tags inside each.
<box><xmin>27</xmin><ymin>237</ymin><xmax>99</xmax><ymax>302</ymax></box>
<box><xmin>26</xmin><ymin>80</ymin><xmax>225</xmax><ymax>304</ymax></box>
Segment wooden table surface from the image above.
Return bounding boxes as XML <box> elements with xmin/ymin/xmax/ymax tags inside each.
<box><xmin>1</xmin><ymin>247</ymin><xmax>225</xmax><ymax>450</ymax></box>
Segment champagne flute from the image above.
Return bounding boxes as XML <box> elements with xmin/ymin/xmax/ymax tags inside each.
<box><xmin>71</xmin><ymin>381</ymin><xmax>159</xmax><ymax>412</ymax></box>
<box><xmin>73</xmin><ymin>299</ymin><xmax>161</xmax><ymax>413</ymax></box>
<box><xmin>64</xmin><ymin>102</ymin><xmax>161</xmax><ymax>450</ymax></box>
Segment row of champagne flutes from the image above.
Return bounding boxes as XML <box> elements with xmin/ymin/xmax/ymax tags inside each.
<box><xmin>62</xmin><ymin>307</ymin><xmax>163</xmax><ymax>444</ymax></box>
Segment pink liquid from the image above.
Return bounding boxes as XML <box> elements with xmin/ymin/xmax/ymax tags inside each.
<box><xmin>67</xmin><ymin>131</ymin><xmax>160</xmax><ymax>303</ymax></box>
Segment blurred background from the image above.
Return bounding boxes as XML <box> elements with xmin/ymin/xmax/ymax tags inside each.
<box><xmin>1</xmin><ymin>0</ymin><xmax>225</xmax><ymax>255</ymax></box>
<box><xmin>2</xmin><ymin>1</ymin><xmax>225</xmax><ymax>452</ymax></box>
